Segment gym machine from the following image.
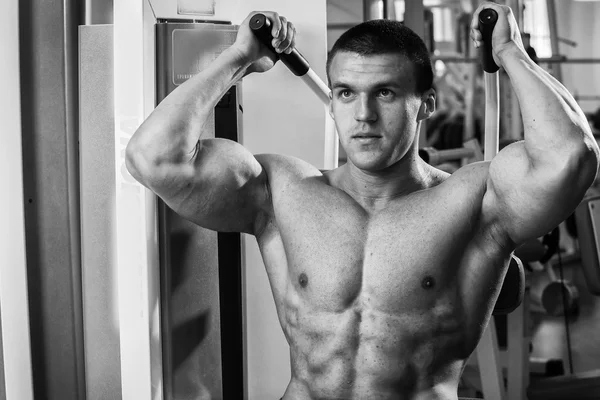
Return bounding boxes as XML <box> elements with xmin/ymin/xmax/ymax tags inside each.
<box><xmin>7</xmin><ymin>0</ymin><xmax>329</xmax><ymax>399</ymax></box>
<box><xmin>419</xmin><ymin>138</ymin><xmax>483</xmax><ymax>166</ymax></box>
<box><xmin>80</xmin><ymin>1</ymin><xmax>329</xmax><ymax>399</ymax></box>
<box><xmin>91</xmin><ymin>1</ymin><xmax>330</xmax><ymax>399</ymax></box>
<box><xmin>523</xmin><ymin>195</ymin><xmax>600</xmax><ymax>399</ymax></box>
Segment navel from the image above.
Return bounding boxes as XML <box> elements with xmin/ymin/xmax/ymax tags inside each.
<box><xmin>299</xmin><ymin>272</ymin><xmax>309</xmax><ymax>288</ymax></box>
<box><xmin>421</xmin><ymin>275</ymin><xmax>436</xmax><ymax>290</ymax></box>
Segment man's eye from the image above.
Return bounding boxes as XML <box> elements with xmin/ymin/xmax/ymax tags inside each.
<box><xmin>340</xmin><ymin>90</ymin><xmax>352</xmax><ymax>98</ymax></box>
<box><xmin>379</xmin><ymin>89</ymin><xmax>393</xmax><ymax>97</ymax></box>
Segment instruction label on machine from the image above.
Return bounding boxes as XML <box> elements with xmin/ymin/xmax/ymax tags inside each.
<box><xmin>172</xmin><ymin>26</ymin><xmax>237</xmax><ymax>85</ymax></box>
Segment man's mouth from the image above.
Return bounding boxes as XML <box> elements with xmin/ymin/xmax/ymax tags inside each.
<box><xmin>352</xmin><ymin>134</ymin><xmax>382</xmax><ymax>141</ymax></box>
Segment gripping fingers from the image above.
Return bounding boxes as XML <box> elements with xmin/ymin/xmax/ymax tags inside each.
<box><xmin>470</xmin><ymin>4</ymin><xmax>485</xmax><ymax>48</ymax></box>
<box><xmin>249</xmin><ymin>12</ymin><xmax>297</xmax><ymax>55</ymax></box>
<box><xmin>272</xmin><ymin>16</ymin><xmax>287</xmax><ymax>51</ymax></box>
<box><xmin>276</xmin><ymin>21</ymin><xmax>295</xmax><ymax>54</ymax></box>
<box><xmin>272</xmin><ymin>16</ymin><xmax>294</xmax><ymax>53</ymax></box>
<box><xmin>470</xmin><ymin>2</ymin><xmax>501</xmax><ymax>48</ymax></box>
<box><xmin>269</xmin><ymin>12</ymin><xmax>282</xmax><ymax>38</ymax></box>
<box><xmin>284</xmin><ymin>23</ymin><xmax>296</xmax><ymax>54</ymax></box>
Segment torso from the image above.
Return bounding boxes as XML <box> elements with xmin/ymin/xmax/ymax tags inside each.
<box><xmin>254</xmin><ymin>154</ymin><xmax>513</xmax><ymax>400</ymax></box>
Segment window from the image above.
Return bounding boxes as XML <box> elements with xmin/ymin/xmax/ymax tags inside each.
<box><xmin>523</xmin><ymin>0</ymin><xmax>553</xmax><ymax>58</ymax></box>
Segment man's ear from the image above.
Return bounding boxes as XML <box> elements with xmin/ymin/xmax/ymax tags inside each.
<box><xmin>417</xmin><ymin>88</ymin><xmax>436</xmax><ymax>121</ymax></box>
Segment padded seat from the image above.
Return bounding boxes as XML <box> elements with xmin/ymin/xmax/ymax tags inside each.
<box><xmin>493</xmin><ymin>256</ymin><xmax>525</xmax><ymax>315</ymax></box>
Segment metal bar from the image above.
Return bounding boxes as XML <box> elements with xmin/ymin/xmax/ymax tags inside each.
<box><xmin>83</xmin><ymin>0</ymin><xmax>113</xmax><ymax>24</ymax></box>
<box><xmin>558</xmin><ymin>37</ymin><xmax>577</xmax><ymax>47</ymax></box>
<box><xmin>436</xmin><ymin>147</ymin><xmax>475</xmax><ymax>162</ymax></box>
<box><xmin>363</xmin><ymin>0</ymin><xmax>383</xmax><ymax>20</ymax></box>
<box><xmin>215</xmin><ymin>89</ymin><xmax>245</xmax><ymax>400</ymax></box>
<box><xmin>576</xmin><ymin>95</ymin><xmax>600</xmax><ymax>101</ymax></box>
<box><xmin>64</xmin><ymin>0</ymin><xmax>86</xmax><ymax>396</ymax></box>
<box><xmin>19</xmin><ymin>0</ymin><xmax>85</xmax><ymax>397</ymax></box>
<box><xmin>114</xmin><ymin>1</ymin><xmax>163</xmax><ymax>398</ymax></box>
<box><xmin>299</xmin><ymin>70</ymin><xmax>339</xmax><ymax>170</ymax></box>
<box><xmin>418</xmin><ymin>147</ymin><xmax>475</xmax><ymax>165</ymax></box>
<box><xmin>0</xmin><ymin>1</ymin><xmax>34</xmax><ymax>398</ymax></box>
<box><xmin>432</xmin><ymin>56</ymin><xmax>600</xmax><ymax>64</ymax></box>
<box><xmin>507</xmin><ymin>292</ymin><xmax>530</xmax><ymax>400</ymax></box>
<box><xmin>484</xmin><ymin>73</ymin><xmax>500</xmax><ymax>160</ymax></box>
<box><xmin>404</xmin><ymin>0</ymin><xmax>426</xmax><ymax>147</ymax></box>
<box><xmin>327</xmin><ymin>23</ymin><xmax>359</xmax><ymax>30</ymax></box>
<box><xmin>476</xmin><ymin>321</ymin><xmax>507</xmax><ymax>400</ymax></box>
<box><xmin>464</xmin><ymin>61</ymin><xmax>477</xmax><ymax>141</ymax></box>
<box><xmin>301</xmin><ymin>69</ymin><xmax>331</xmax><ymax>105</ymax></box>
<box><xmin>546</xmin><ymin>0</ymin><xmax>562</xmax><ymax>81</ymax></box>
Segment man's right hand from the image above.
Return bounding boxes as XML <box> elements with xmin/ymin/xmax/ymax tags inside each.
<box><xmin>232</xmin><ymin>11</ymin><xmax>298</xmax><ymax>75</ymax></box>
<box><xmin>470</xmin><ymin>3</ymin><xmax>525</xmax><ymax>69</ymax></box>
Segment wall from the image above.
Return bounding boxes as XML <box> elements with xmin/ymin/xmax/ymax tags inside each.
<box><xmin>0</xmin><ymin>306</ymin><xmax>3</xmax><ymax>400</ymax></box>
<box><xmin>327</xmin><ymin>0</ymin><xmax>363</xmax><ymax>51</ymax></box>
<box><xmin>555</xmin><ymin>0</ymin><xmax>600</xmax><ymax>114</ymax></box>
<box><xmin>235</xmin><ymin>2</ymin><xmax>329</xmax><ymax>399</ymax></box>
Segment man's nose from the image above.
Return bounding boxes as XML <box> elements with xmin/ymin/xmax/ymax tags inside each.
<box><xmin>354</xmin><ymin>95</ymin><xmax>377</xmax><ymax>122</ymax></box>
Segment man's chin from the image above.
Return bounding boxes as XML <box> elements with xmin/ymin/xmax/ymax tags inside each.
<box><xmin>347</xmin><ymin>156</ymin><xmax>389</xmax><ymax>172</ymax></box>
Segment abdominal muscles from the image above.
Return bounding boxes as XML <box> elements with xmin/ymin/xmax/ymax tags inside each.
<box><xmin>283</xmin><ymin>294</ymin><xmax>468</xmax><ymax>399</ymax></box>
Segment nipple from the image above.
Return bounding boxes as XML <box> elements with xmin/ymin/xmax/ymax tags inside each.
<box><xmin>299</xmin><ymin>273</ymin><xmax>308</xmax><ymax>288</ymax></box>
<box><xmin>422</xmin><ymin>276</ymin><xmax>435</xmax><ymax>290</ymax></box>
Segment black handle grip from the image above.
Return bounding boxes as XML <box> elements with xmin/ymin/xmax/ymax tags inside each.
<box><xmin>479</xmin><ymin>8</ymin><xmax>499</xmax><ymax>73</ymax></box>
<box><xmin>249</xmin><ymin>13</ymin><xmax>310</xmax><ymax>76</ymax></box>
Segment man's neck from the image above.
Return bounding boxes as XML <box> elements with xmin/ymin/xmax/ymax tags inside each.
<box><xmin>332</xmin><ymin>152</ymin><xmax>434</xmax><ymax>212</ymax></box>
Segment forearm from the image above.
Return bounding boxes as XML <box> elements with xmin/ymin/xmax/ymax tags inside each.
<box><xmin>498</xmin><ymin>43</ymin><xmax>597</xmax><ymax>163</ymax></box>
<box><xmin>127</xmin><ymin>46</ymin><xmax>251</xmax><ymax>168</ymax></box>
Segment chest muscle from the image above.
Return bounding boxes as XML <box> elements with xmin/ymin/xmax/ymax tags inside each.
<box><xmin>267</xmin><ymin>181</ymin><xmax>482</xmax><ymax>313</ymax></box>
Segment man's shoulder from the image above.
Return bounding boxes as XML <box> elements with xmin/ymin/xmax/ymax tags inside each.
<box><xmin>424</xmin><ymin>161</ymin><xmax>493</xmax><ymax>223</ymax></box>
<box><xmin>438</xmin><ymin>160</ymin><xmax>491</xmax><ymax>192</ymax></box>
<box><xmin>442</xmin><ymin>161</ymin><xmax>518</xmax><ymax>250</ymax></box>
<box><xmin>251</xmin><ymin>154</ymin><xmax>328</xmax><ymax>240</ymax></box>
<box><xmin>254</xmin><ymin>153</ymin><xmax>323</xmax><ymax>186</ymax></box>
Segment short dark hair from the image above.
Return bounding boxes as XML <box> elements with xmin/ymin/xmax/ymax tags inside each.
<box><xmin>326</xmin><ymin>19</ymin><xmax>433</xmax><ymax>94</ymax></box>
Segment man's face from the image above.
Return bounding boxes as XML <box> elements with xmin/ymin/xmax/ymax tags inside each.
<box><xmin>328</xmin><ymin>51</ymin><xmax>431</xmax><ymax>171</ymax></box>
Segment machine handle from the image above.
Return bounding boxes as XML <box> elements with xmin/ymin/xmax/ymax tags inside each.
<box><xmin>478</xmin><ymin>8</ymin><xmax>499</xmax><ymax>73</ymax></box>
<box><xmin>249</xmin><ymin>13</ymin><xmax>310</xmax><ymax>76</ymax></box>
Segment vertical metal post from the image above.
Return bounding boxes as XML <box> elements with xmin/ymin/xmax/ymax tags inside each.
<box><xmin>363</xmin><ymin>0</ymin><xmax>384</xmax><ymax>21</ymax></box>
<box><xmin>403</xmin><ymin>0</ymin><xmax>427</xmax><ymax>147</ymax></box>
<box><xmin>84</xmin><ymin>0</ymin><xmax>113</xmax><ymax>24</ymax></box>
<box><xmin>464</xmin><ymin>1</ymin><xmax>479</xmax><ymax>143</ymax></box>
<box><xmin>113</xmin><ymin>0</ymin><xmax>163</xmax><ymax>398</ymax></box>
<box><xmin>0</xmin><ymin>1</ymin><xmax>34</xmax><ymax>399</ymax></box>
<box><xmin>403</xmin><ymin>0</ymin><xmax>425</xmax><ymax>45</ymax></box>
<box><xmin>476</xmin><ymin>322</ymin><xmax>507</xmax><ymax>400</ymax></box>
<box><xmin>19</xmin><ymin>0</ymin><xmax>85</xmax><ymax>397</ymax></box>
<box><xmin>546</xmin><ymin>0</ymin><xmax>562</xmax><ymax>82</ymax></box>
<box><xmin>507</xmin><ymin>292</ymin><xmax>530</xmax><ymax>400</ymax></box>
<box><xmin>506</xmin><ymin>0</ymin><xmax>524</xmax><ymax>140</ymax></box>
